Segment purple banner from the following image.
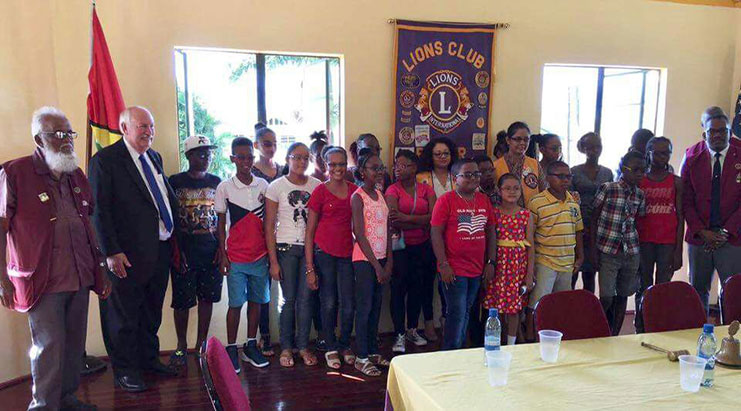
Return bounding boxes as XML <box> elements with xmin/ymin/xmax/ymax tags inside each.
<box><xmin>392</xmin><ymin>20</ymin><xmax>496</xmax><ymax>161</ymax></box>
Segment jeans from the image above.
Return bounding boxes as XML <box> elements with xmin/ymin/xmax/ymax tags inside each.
<box><xmin>277</xmin><ymin>244</ymin><xmax>315</xmax><ymax>350</ymax></box>
<box><xmin>391</xmin><ymin>241</ymin><xmax>432</xmax><ymax>335</ymax></box>
<box><xmin>688</xmin><ymin>242</ymin><xmax>741</xmax><ymax>314</ymax></box>
<box><xmin>635</xmin><ymin>243</ymin><xmax>675</xmax><ymax>333</ymax></box>
<box><xmin>259</xmin><ymin>278</ymin><xmax>270</xmax><ymax>343</ymax></box>
<box><xmin>315</xmin><ymin>249</ymin><xmax>355</xmax><ymax>351</ymax></box>
<box><xmin>354</xmin><ymin>259</ymin><xmax>385</xmax><ymax>358</ymax></box>
<box><xmin>442</xmin><ymin>276</ymin><xmax>481</xmax><ymax>350</ymax></box>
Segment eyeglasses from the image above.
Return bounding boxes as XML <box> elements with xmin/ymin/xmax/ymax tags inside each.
<box><xmin>548</xmin><ymin>173</ymin><xmax>573</xmax><ymax>180</ymax></box>
<box><xmin>38</xmin><ymin>131</ymin><xmax>78</xmax><ymax>140</ymax></box>
<box><xmin>433</xmin><ymin>152</ymin><xmax>451</xmax><ymax>158</ymax></box>
<box><xmin>706</xmin><ymin>127</ymin><xmax>730</xmax><ymax>137</ymax></box>
<box><xmin>394</xmin><ymin>163</ymin><xmax>415</xmax><ymax>171</ymax></box>
<box><xmin>288</xmin><ymin>154</ymin><xmax>310</xmax><ymax>162</ymax></box>
<box><xmin>231</xmin><ymin>154</ymin><xmax>254</xmax><ymax>162</ymax></box>
<box><xmin>622</xmin><ymin>166</ymin><xmax>646</xmax><ymax>173</ymax></box>
<box><xmin>456</xmin><ymin>172</ymin><xmax>482</xmax><ymax>179</ymax></box>
<box><xmin>509</xmin><ymin>136</ymin><xmax>529</xmax><ymax>143</ymax></box>
<box><xmin>364</xmin><ymin>165</ymin><xmax>386</xmax><ymax>173</ymax></box>
<box><xmin>327</xmin><ymin>162</ymin><xmax>347</xmax><ymax>168</ymax></box>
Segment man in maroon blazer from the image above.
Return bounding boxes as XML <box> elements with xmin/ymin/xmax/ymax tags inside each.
<box><xmin>681</xmin><ymin>106</ymin><xmax>741</xmax><ymax>313</ymax></box>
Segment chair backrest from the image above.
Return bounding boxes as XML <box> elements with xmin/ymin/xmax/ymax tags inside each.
<box><xmin>721</xmin><ymin>274</ymin><xmax>741</xmax><ymax>325</ymax></box>
<box><xmin>535</xmin><ymin>290</ymin><xmax>611</xmax><ymax>340</ymax></box>
<box><xmin>642</xmin><ymin>281</ymin><xmax>706</xmax><ymax>333</ymax></box>
<box><xmin>202</xmin><ymin>337</ymin><xmax>250</xmax><ymax>411</ymax></box>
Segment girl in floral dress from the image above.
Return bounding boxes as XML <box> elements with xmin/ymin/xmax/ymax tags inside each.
<box><xmin>483</xmin><ymin>173</ymin><xmax>534</xmax><ymax>346</ymax></box>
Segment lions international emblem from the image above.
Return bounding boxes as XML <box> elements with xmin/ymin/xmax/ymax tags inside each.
<box><xmin>399</xmin><ymin>127</ymin><xmax>415</xmax><ymax>145</ymax></box>
<box><xmin>523</xmin><ymin>171</ymin><xmax>538</xmax><ymax>189</ymax></box>
<box><xmin>475</xmin><ymin>71</ymin><xmax>490</xmax><ymax>88</ymax></box>
<box><xmin>401</xmin><ymin>73</ymin><xmax>420</xmax><ymax>89</ymax></box>
<box><xmin>415</xmin><ymin>70</ymin><xmax>473</xmax><ymax>134</ymax></box>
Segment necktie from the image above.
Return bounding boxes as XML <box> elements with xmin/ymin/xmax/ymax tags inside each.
<box><xmin>139</xmin><ymin>154</ymin><xmax>174</xmax><ymax>232</ymax></box>
<box><xmin>710</xmin><ymin>152</ymin><xmax>722</xmax><ymax>229</ymax></box>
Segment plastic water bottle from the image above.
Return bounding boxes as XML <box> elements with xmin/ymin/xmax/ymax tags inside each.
<box><xmin>484</xmin><ymin>308</ymin><xmax>501</xmax><ymax>366</ymax></box>
<box><xmin>696</xmin><ymin>323</ymin><xmax>717</xmax><ymax>387</ymax></box>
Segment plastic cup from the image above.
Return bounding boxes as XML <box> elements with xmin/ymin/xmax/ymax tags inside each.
<box><xmin>538</xmin><ymin>330</ymin><xmax>563</xmax><ymax>363</ymax></box>
<box><xmin>486</xmin><ymin>350</ymin><xmax>513</xmax><ymax>387</ymax></box>
<box><xmin>678</xmin><ymin>355</ymin><xmax>707</xmax><ymax>393</ymax></box>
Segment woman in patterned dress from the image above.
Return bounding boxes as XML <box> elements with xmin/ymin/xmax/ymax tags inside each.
<box><xmin>483</xmin><ymin>173</ymin><xmax>534</xmax><ymax>346</ymax></box>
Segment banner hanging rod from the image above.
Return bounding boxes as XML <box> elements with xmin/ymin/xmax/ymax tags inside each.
<box><xmin>387</xmin><ymin>18</ymin><xmax>510</xmax><ymax>29</ymax></box>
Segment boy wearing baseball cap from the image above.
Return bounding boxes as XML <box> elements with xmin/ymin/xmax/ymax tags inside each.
<box><xmin>167</xmin><ymin>135</ymin><xmax>221</xmax><ymax>369</ymax></box>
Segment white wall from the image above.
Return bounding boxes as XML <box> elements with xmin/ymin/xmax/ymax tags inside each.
<box><xmin>0</xmin><ymin>0</ymin><xmax>739</xmax><ymax>383</ymax></box>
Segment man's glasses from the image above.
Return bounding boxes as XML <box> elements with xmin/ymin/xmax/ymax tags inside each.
<box><xmin>548</xmin><ymin>173</ymin><xmax>573</xmax><ymax>181</ymax></box>
<box><xmin>456</xmin><ymin>172</ymin><xmax>482</xmax><ymax>179</ymax></box>
<box><xmin>706</xmin><ymin>127</ymin><xmax>730</xmax><ymax>137</ymax></box>
<box><xmin>38</xmin><ymin>131</ymin><xmax>78</xmax><ymax>140</ymax></box>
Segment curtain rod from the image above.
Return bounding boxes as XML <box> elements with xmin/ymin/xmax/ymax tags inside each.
<box><xmin>387</xmin><ymin>18</ymin><xmax>510</xmax><ymax>29</ymax></box>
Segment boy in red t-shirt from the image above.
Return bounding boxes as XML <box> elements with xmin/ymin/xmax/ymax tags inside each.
<box><xmin>431</xmin><ymin>158</ymin><xmax>497</xmax><ymax>350</ymax></box>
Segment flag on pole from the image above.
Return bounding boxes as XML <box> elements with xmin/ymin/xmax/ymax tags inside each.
<box><xmin>86</xmin><ymin>5</ymin><xmax>125</xmax><ymax>160</ymax></box>
<box><xmin>733</xmin><ymin>83</ymin><xmax>741</xmax><ymax>139</ymax></box>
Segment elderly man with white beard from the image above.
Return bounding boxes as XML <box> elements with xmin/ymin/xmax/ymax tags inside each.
<box><xmin>0</xmin><ymin>106</ymin><xmax>111</xmax><ymax>411</ymax></box>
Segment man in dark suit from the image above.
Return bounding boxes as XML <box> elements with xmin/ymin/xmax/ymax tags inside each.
<box><xmin>89</xmin><ymin>106</ymin><xmax>180</xmax><ymax>392</ymax></box>
<box><xmin>681</xmin><ymin>106</ymin><xmax>741</xmax><ymax>314</ymax></box>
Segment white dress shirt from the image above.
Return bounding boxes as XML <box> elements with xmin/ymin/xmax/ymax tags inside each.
<box><xmin>123</xmin><ymin>138</ymin><xmax>173</xmax><ymax>241</ymax></box>
<box><xmin>706</xmin><ymin>141</ymin><xmax>729</xmax><ymax>174</ymax></box>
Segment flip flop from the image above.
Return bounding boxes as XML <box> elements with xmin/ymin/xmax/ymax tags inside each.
<box><xmin>279</xmin><ymin>349</ymin><xmax>294</xmax><ymax>367</ymax></box>
<box><xmin>355</xmin><ymin>359</ymin><xmax>381</xmax><ymax>377</ymax></box>
<box><xmin>341</xmin><ymin>349</ymin><xmax>356</xmax><ymax>365</ymax></box>
<box><xmin>299</xmin><ymin>349</ymin><xmax>318</xmax><ymax>366</ymax></box>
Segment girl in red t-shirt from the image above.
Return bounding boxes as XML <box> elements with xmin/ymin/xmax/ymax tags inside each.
<box><xmin>635</xmin><ymin>136</ymin><xmax>684</xmax><ymax>333</ymax></box>
<box><xmin>305</xmin><ymin>146</ymin><xmax>357</xmax><ymax>369</ymax></box>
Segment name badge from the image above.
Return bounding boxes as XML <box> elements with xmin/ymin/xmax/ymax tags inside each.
<box><xmin>74</xmin><ymin>187</ymin><xmax>81</xmax><ymax>194</ymax></box>
<box><xmin>38</xmin><ymin>192</ymin><xmax>49</xmax><ymax>202</ymax></box>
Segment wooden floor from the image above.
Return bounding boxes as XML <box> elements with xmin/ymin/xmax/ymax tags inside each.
<box><xmin>2</xmin><ymin>315</ymin><xmax>639</xmax><ymax>410</ymax></box>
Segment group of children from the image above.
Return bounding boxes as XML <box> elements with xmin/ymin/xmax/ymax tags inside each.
<box><xmin>168</xmin><ymin>120</ymin><xmax>683</xmax><ymax>377</ymax></box>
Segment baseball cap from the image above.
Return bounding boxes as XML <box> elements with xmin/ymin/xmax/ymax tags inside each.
<box><xmin>184</xmin><ymin>135</ymin><xmax>217</xmax><ymax>153</ymax></box>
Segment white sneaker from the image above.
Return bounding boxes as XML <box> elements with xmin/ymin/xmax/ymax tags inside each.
<box><xmin>392</xmin><ymin>334</ymin><xmax>406</xmax><ymax>353</ymax></box>
<box><xmin>406</xmin><ymin>328</ymin><xmax>428</xmax><ymax>346</ymax></box>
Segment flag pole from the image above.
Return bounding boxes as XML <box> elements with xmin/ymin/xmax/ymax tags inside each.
<box><xmin>85</xmin><ymin>0</ymin><xmax>96</xmax><ymax>166</ymax></box>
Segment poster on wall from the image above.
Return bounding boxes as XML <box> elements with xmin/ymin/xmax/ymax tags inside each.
<box><xmin>391</xmin><ymin>19</ymin><xmax>497</xmax><ymax>161</ymax></box>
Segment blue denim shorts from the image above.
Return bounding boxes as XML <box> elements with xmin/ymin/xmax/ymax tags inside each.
<box><xmin>227</xmin><ymin>256</ymin><xmax>270</xmax><ymax>307</ymax></box>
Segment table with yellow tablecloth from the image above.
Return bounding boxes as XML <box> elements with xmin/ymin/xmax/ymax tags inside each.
<box><xmin>386</xmin><ymin>326</ymin><xmax>738</xmax><ymax>410</ymax></box>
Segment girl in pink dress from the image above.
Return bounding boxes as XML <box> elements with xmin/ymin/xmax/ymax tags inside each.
<box><xmin>483</xmin><ymin>173</ymin><xmax>534</xmax><ymax>346</ymax></box>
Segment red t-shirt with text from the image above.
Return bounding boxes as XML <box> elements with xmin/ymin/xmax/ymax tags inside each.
<box><xmin>431</xmin><ymin>191</ymin><xmax>496</xmax><ymax>278</ymax></box>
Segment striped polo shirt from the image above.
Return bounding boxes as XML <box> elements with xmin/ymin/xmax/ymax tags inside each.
<box><xmin>527</xmin><ymin>189</ymin><xmax>584</xmax><ymax>272</ymax></box>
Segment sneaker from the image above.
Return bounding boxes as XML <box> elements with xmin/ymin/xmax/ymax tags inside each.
<box><xmin>226</xmin><ymin>344</ymin><xmax>241</xmax><ymax>374</ymax></box>
<box><xmin>316</xmin><ymin>339</ymin><xmax>328</xmax><ymax>352</ymax></box>
<box><xmin>241</xmin><ymin>340</ymin><xmax>270</xmax><ymax>368</ymax></box>
<box><xmin>406</xmin><ymin>328</ymin><xmax>428</xmax><ymax>346</ymax></box>
<box><xmin>392</xmin><ymin>334</ymin><xmax>406</xmax><ymax>353</ymax></box>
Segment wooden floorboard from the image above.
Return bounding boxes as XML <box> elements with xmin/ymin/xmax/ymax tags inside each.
<box><xmin>1</xmin><ymin>314</ymin><xmax>643</xmax><ymax>410</ymax></box>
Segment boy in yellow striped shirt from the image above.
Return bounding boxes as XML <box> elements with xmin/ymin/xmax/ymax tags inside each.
<box><xmin>526</xmin><ymin>161</ymin><xmax>584</xmax><ymax>314</ymax></box>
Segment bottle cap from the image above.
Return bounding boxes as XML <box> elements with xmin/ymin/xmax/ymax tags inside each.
<box><xmin>703</xmin><ymin>323</ymin><xmax>714</xmax><ymax>333</ymax></box>
<box><xmin>489</xmin><ymin>308</ymin><xmax>498</xmax><ymax>318</ymax></box>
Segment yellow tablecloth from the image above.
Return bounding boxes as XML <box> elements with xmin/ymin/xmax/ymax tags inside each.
<box><xmin>387</xmin><ymin>327</ymin><xmax>738</xmax><ymax>410</ymax></box>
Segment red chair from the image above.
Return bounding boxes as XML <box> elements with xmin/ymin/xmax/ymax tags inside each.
<box><xmin>200</xmin><ymin>337</ymin><xmax>251</xmax><ymax>411</ymax></box>
<box><xmin>642</xmin><ymin>281</ymin><xmax>706</xmax><ymax>333</ymax></box>
<box><xmin>721</xmin><ymin>274</ymin><xmax>741</xmax><ymax>324</ymax></box>
<box><xmin>535</xmin><ymin>290</ymin><xmax>611</xmax><ymax>340</ymax></box>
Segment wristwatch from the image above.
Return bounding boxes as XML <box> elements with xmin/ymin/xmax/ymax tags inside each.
<box><xmin>486</xmin><ymin>259</ymin><xmax>495</xmax><ymax>267</ymax></box>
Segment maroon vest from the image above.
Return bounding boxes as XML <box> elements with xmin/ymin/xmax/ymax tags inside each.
<box><xmin>2</xmin><ymin>150</ymin><xmax>100</xmax><ymax>311</ymax></box>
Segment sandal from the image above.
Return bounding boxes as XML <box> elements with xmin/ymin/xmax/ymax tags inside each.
<box><xmin>325</xmin><ymin>351</ymin><xmax>341</xmax><ymax>369</ymax></box>
<box><xmin>355</xmin><ymin>359</ymin><xmax>381</xmax><ymax>377</ymax></box>
<box><xmin>259</xmin><ymin>338</ymin><xmax>275</xmax><ymax>357</ymax></box>
<box><xmin>168</xmin><ymin>350</ymin><xmax>187</xmax><ymax>371</ymax></box>
<box><xmin>369</xmin><ymin>354</ymin><xmax>390</xmax><ymax>368</ymax></box>
<box><xmin>299</xmin><ymin>349</ymin><xmax>318</xmax><ymax>366</ymax></box>
<box><xmin>279</xmin><ymin>349</ymin><xmax>294</xmax><ymax>367</ymax></box>
<box><xmin>341</xmin><ymin>349</ymin><xmax>356</xmax><ymax>365</ymax></box>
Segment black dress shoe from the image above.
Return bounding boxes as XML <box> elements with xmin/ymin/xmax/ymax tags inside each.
<box><xmin>81</xmin><ymin>355</ymin><xmax>107</xmax><ymax>376</ymax></box>
<box><xmin>144</xmin><ymin>360</ymin><xmax>179</xmax><ymax>377</ymax></box>
<box><xmin>114</xmin><ymin>374</ymin><xmax>148</xmax><ymax>392</ymax></box>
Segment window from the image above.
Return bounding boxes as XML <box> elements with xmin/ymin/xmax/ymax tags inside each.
<box><xmin>540</xmin><ymin>65</ymin><xmax>664</xmax><ymax>170</ymax></box>
<box><xmin>175</xmin><ymin>48</ymin><xmax>342</xmax><ymax>179</ymax></box>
